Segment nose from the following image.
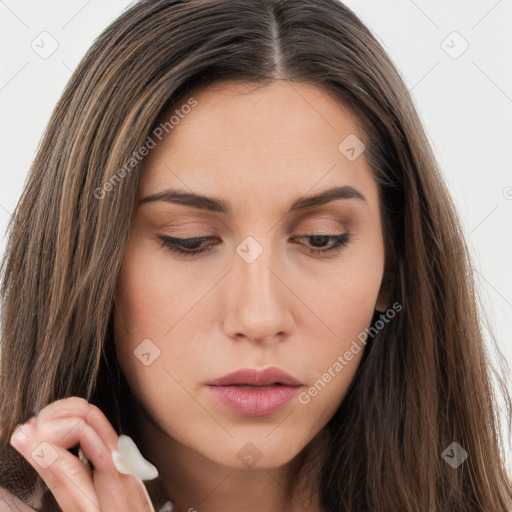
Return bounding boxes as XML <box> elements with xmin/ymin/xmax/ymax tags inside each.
<box><xmin>221</xmin><ymin>238</ymin><xmax>294</xmax><ymax>345</ymax></box>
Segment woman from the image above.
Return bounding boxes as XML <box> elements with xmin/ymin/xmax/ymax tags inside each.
<box><xmin>0</xmin><ymin>0</ymin><xmax>511</xmax><ymax>510</ymax></box>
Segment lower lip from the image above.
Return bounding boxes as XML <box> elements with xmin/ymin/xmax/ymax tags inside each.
<box><xmin>206</xmin><ymin>384</ymin><xmax>301</xmax><ymax>416</ymax></box>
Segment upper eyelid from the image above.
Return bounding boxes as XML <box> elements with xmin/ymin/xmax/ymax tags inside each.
<box><xmin>146</xmin><ymin>205</ymin><xmax>354</xmax><ymax>227</ymax></box>
<box><xmin>160</xmin><ymin>229</ymin><xmax>347</xmax><ymax>241</ymax></box>
<box><xmin>155</xmin><ymin>216</ymin><xmax>349</xmax><ymax>234</ymax></box>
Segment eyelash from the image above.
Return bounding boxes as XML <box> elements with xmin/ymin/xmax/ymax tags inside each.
<box><xmin>157</xmin><ymin>233</ymin><xmax>350</xmax><ymax>257</ymax></box>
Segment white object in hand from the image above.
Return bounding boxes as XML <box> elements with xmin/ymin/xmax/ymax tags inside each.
<box><xmin>111</xmin><ymin>434</ymin><xmax>159</xmax><ymax>480</ymax></box>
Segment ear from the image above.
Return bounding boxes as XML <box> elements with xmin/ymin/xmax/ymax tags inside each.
<box><xmin>375</xmin><ymin>271</ymin><xmax>394</xmax><ymax>312</ymax></box>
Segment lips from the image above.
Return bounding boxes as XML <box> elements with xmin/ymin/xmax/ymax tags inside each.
<box><xmin>204</xmin><ymin>367</ymin><xmax>304</xmax><ymax>416</ymax></box>
<box><xmin>205</xmin><ymin>366</ymin><xmax>303</xmax><ymax>387</ymax></box>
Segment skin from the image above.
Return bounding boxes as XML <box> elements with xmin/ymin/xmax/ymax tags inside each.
<box><xmin>8</xmin><ymin>397</ymin><xmax>156</xmax><ymax>511</ymax></box>
<box><xmin>114</xmin><ymin>80</ymin><xmax>390</xmax><ymax>512</ymax></box>
<box><xmin>7</xmin><ymin>80</ymin><xmax>390</xmax><ymax>512</ymax></box>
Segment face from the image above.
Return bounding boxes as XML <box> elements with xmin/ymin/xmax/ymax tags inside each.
<box><xmin>114</xmin><ymin>80</ymin><xmax>389</xmax><ymax>472</ymax></box>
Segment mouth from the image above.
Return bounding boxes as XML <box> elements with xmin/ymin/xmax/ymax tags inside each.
<box><xmin>205</xmin><ymin>366</ymin><xmax>304</xmax><ymax>388</ymax></box>
<box><xmin>206</xmin><ymin>383</ymin><xmax>301</xmax><ymax>416</ymax></box>
<box><xmin>224</xmin><ymin>383</ymin><xmax>290</xmax><ymax>389</ymax></box>
<box><xmin>204</xmin><ymin>366</ymin><xmax>304</xmax><ymax>416</ymax></box>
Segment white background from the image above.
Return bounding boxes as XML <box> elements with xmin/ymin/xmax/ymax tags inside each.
<box><xmin>0</xmin><ymin>0</ymin><xmax>511</xmax><ymax>471</ymax></box>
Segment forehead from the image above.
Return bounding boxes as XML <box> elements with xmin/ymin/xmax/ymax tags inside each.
<box><xmin>166</xmin><ymin>79</ymin><xmax>364</xmax><ymax>148</ymax></box>
<box><xmin>138</xmin><ymin>80</ymin><xmax>378</xmax><ymax>212</ymax></box>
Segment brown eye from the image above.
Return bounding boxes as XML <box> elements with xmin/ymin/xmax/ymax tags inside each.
<box><xmin>293</xmin><ymin>233</ymin><xmax>350</xmax><ymax>255</ymax></box>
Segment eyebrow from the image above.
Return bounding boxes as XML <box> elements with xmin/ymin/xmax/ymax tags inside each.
<box><xmin>139</xmin><ymin>185</ymin><xmax>367</xmax><ymax>214</ymax></box>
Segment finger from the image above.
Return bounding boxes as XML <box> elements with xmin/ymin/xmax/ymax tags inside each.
<box><xmin>35</xmin><ymin>416</ymin><xmax>156</xmax><ymax>512</ymax></box>
<box><xmin>10</xmin><ymin>417</ymin><xmax>100</xmax><ymax>512</ymax></box>
<box><xmin>36</xmin><ymin>397</ymin><xmax>119</xmax><ymax>453</ymax></box>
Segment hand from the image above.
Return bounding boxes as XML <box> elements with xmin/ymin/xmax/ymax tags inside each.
<box><xmin>9</xmin><ymin>397</ymin><xmax>157</xmax><ymax>512</ymax></box>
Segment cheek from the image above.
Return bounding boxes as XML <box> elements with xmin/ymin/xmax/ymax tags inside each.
<box><xmin>115</xmin><ymin>240</ymin><xmax>203</xmax><ymax>339</ymax></box>
<box><xmin>294</xmin><ymin>282</ymin><xmax>371</xmax><ymax>426</ymax></box>
<box><xmin>298</xmin><ymin>352</ymin><xmax>362</xmax><ymax>428</ymax></box>
<box><xmin>114</xmin><ymin>244</ymin><xmax>170</xmax><ymax>374</ymax></box>
<box><xmin>298</xmin><ymin>242</ymin><xmax>384</xmax><ymax>345</ymax></box>
<box><xmin>113</xmin><ymin>252</ymin><xmax>199</xmax><ymax>423</ymax></box>
<box><xmin>292</xmin><ymin>242</ymin><xmax>384</xmax><ymax>415</ymax></box>
<box><xmin>113</xmin><ymin>241</ymin><xmax>211</xmax><ymax>394</ymax></box>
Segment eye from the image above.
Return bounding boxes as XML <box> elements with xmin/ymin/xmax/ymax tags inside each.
<box><xmin>158</xmin><ymin>235</ymin><xmax>217</xmax><ymax>256</ymax></box>
<box><xmin>292</xmin><ymin>233</ymin><xmax>350</xmax><ymax>255</ymax></box>
<box><xmin>157</xmin><ymin>232</ymin><xmax>350</xmax><ymax>257</ymax></box>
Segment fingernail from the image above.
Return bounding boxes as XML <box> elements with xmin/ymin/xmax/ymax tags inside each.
<box><xmin>111</xmin><ymin>434</ymin><xmax>159</xmax><ymax>480</ymax></box>
<box><xmin>10</xmin><ymin>421</ymin><xmax>35</xmax><ymax>449</ymax></box>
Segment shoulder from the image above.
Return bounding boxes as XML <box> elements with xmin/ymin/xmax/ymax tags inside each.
<box><xmin>0</xmin><ymin>486</ymin><xmax>38</xmax><ymax>511</ymax></box>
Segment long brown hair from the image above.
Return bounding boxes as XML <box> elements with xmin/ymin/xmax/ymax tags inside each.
<box><xmin>1</xmin><ymin>0</ymin><xmax>511</xmax><ymax>510</ymax></box>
